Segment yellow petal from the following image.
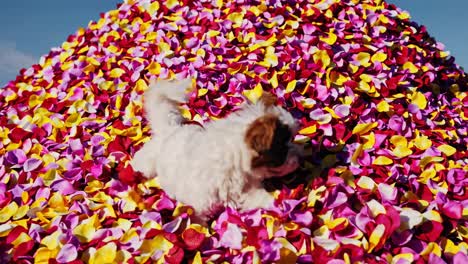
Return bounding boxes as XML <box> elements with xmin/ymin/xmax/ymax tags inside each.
<box><xmin>91</xmin><ymin>242</ymin><xmax>117</xmax><ymax>264</ymax></box>
<box><xmin>323</xmin><ymin>32</ymin><xmax>337</xmax><ymax>45</ymax></box>
<box><xmin>285</xmin><ymin>80</ymin><xmax>297</xmax><ymax>93</ymax></box>
<box><xmin>358</xmin><ymin>81</ymin><xmax>371</xmax><ymax>92</ymax></box>
<box><xmin>313</xmin><ymin>50</ymin><xmax>331</xmax><ymax>68</ymax></box>
<box><xmin>243</xmin><ymin>83</ymin><xmax>263</xmax><ymax>104</ymax></box>
<box><xmin>419</xmin><ymin>168</ymin><xmax>437</xmax><ymax>184</ymax></box>
<box><xmin>41</xmin><ymin>231</ymin><xmax>61</xmax><ymax>250</ymax></box>
<box><xmin>328</xmin><ymin>71</ymin><xmax>347</xmax><ymax>85</ymax></box>
<box><xmin>391</xmin><ymin>253</ymin><xmax>414</xmax><ymax>264</ymax></box>
<box><xmin>403</xmin><ymin>61</ymin><xmax>418</xmax><ymax>73</ymax></box>
<box><xmin>34</xmin><ymin>247</ymin><xmax>58</xmax><ymax>264</ymax></box>
<box><xmin>298</xmin><ymin>125</ymin><xmax>317</xmax><ymax>135</ymax></box>
<box><xmin>192</xmin><ymin>252</ymin><xmax>203</xmax><ymax>264</ymax></box>
<box><xmin>107</xmin><ymin>45</ymin><xmax>120</xmax><ymax>54</ymax></box>
<box><xmin>352</xmin><ymin>122</ymin><xmax>378</xmax><ymax>135</ymax></box>
<box><xmin>147</xmin><ymin>1</ymin><xmax>160</xmax><ymax>15</ymax></box>
<box><xmin>356</xmin><ymin>52</ymin><xmax>371</xmax><ymax>67</ymax></box>
<box><xmin>326</xmin><ymin>218</ymin><xmax>348</xmax><ymax>230</ymax></box>
<box><xmin>115</xmin><ymin>250</ymin><xmax>132</xmax><ymax>264</ymax></box>
<box><xmin>368</xmin><ymin>224</ymin><xmax>385</xmax><ymax>253</ymax></box>
<box><xmin>99</xmin><ymin>81</ymin><xmax>114</xmax><ymax>91</ymax></box>
<box><xmin>437</xmin><ymin>144</ymin><xmax>456</xmax><ymax>156</ymax></box>
<box><xmin>166</xmin><ymin>0</ymin><xmax>179</xmax><ymax>9</ymax></box>
<box><xmin>158</xmin><ymin>42</ymin><xmax>172</xmax><ymax>56</ymax></box>
<box><xmin>11</xmin><ymin>232</ymin><xmax>32</xmax><ymax>247</ymax></box>
<box><xmin>362</xmin><ymin>132</ymin><xmax>375</xmax><ymax>149</ymax></box>
<box><xmin>411</xmin><ymin>91</ymin><xmax>427</xmax><ymax>109</ymax></box>
<box><xmin>351</xmin><ymin>144</ymin><xmax>363</xmax><ymax>165</ymax></box>
<box><xmin>109</xmin><ymin>68</ymin><xmax>125</xmax><ymax>78</ymax></box>
<box><xmin>197</xmin><ymin>88</ymin><xmax>208</xmax><ymax>97</ymax></box>
<box><xmin>371</xmin><ymin>52</ymin><xmax>387</xmax><ymax>63</ymax></box>
<box><xmin>357</xmin><ymin>176</ymin><xmax>376</xmax><ymax>190</ymax></box>
<box><xmin>443</xmin><ymin>239</ymin><xmax>461</xmax><ymax>256</ymax></box>
<box><xmin>392</xmin><ymin>146</ymin><xmax>413</xmax><ymax>158</ymax></box>
<box><xmin>373</xmin><ymin>156</ymin><xmax>393</xmax><ymax>165</ymax></box>
<box><xmin>227</xmin><ymin>12</ymin><xmax>244</xmax><ymax>26</ymax></box>
<box><xmin>73</xmin><ymin>215</ymin><xmax>99</xmax><ymax>242</ymax></box>
<box><xmin>0</xmin><ymin>202</ymin><xmax>18</xmax><ymax>223</ymax></box>
<box><xmin>423</xmin><ymin>210</ymin><xmax>442</xmax><ymax>222</ymax></box>
<box><xmin>270</xmin><ymin>71</ymin><xmax>278</xmax><ymax>88</ymax></box>
<box><xmin>397</xmin><ymin>11</ymin><xmax>411</xmax><ymax>20</ymax></box>
<box><xmin>147</xmin><ymin>61</ymin><xmax>161</xmax><ymax>75</ymax></box>
<box><xmin>367</xmin><ymin>200</ymin><xmax>386</xmax><ymax>217</ymax></box>
<box><xmin>264</xmin><ymin>46</ymin><xmax>278</xmax><ymax>67</ymax></box>
<box><xmin>376</xmin><ymin>100</ymin><xmax>390</xmax><ymax>112</ymax></box>
<box><xmin>279</xmin><ymin>245</ymin><xmax>298</xmax><ymax>264</ymax></box>
<box><xmin>14</xmin><ymin>205</ymin><xmax>29</xmax><ymax>220</ymax></box>
<box><xmin>135</xmin><ymin>79</ymin><xmax>148</xmax><ymax>93</ymax></box>
<box><xmin>360</xmin><ymin>74</ymin><xmax>373</xmax><ymax>83</ymax></box>
<box><xmin>390</xmin><ymin>135</ymin><xmax>408</xmax><ymax>147</ymax></box>
<box><xmin>414</xmin><ymin>134</ymin><xmax>432</xmax><ymax>150</ymax></box>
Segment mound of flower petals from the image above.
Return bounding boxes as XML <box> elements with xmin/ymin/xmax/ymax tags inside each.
<box><xmin>0</xmin><ymin>0</ymin><xmax>467</xmax><ymax>263</ymax></box>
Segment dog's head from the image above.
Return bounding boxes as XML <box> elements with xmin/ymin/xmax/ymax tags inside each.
<box><xmin>244</xmin><ymin>93</ymin><xmax>301</xmax><ymax>178</ymax></box>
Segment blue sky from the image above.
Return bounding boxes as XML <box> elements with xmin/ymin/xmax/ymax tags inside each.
<box><xmin>0</xmin><ymin>0</ymin><xmax>467</xmax><ymax>85</ymax></box>
<box><xmin>0</xmin><ymin>1</ymin><xmax>120</xmax><ymax>86</ymax></box>
<box><xmin>387</xmin><ymin>0</ymin><xmax>468</xmax><ymax>71</ymax></box>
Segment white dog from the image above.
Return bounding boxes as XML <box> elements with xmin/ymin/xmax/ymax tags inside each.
<box><xmin>131</xmin><ymin>79</ymin><xmax>302</xmax><ymax>222</ymax></box>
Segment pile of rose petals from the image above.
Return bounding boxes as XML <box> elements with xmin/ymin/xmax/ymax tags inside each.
<box><xmin>0</xmin><ymin>0</ymin><xmax>467</xmax><ymax>263</ymax></box>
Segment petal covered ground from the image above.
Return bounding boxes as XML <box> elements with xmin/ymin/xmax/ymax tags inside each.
<box><xmin>0</xmin><ymin>0</ymin><xmax>467</xmax><ymax>263</ymax></box>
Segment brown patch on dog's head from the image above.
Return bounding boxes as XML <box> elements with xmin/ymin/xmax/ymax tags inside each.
<box><xmin>245</xmin><ymin>114</ymin><xmax>292</xmax><ymax>168</ymax></box>
<box><xmin>259</xmin><ymin>92</ymin><xmax>277</xmax><ymax>108</ymax></box>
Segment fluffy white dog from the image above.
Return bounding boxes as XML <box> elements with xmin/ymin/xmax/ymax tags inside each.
<box><xmin>131</xmin><ymin>79</ymin><xmax>302</xmax><ymax>222</ymax></box>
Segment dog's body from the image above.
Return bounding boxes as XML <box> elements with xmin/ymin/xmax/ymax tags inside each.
<box><xmin>131</xmin><ymin>79</ymin><xmax>301</xmax><ymax>222</ymax></box>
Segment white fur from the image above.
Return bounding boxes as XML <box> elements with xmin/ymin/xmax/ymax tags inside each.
<box><xmin>131</xmin><ymin>79</ymin><xmax>301</xmax><ymax>222</ymax></box>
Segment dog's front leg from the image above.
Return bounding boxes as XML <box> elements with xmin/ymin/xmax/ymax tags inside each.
<box><xmin>238</xmin><ymin>184</ymin><xmax>275</xmax><ymax>211</ymax></box>
<box><xmin>130</xmin><ymin>139</ymin><xmax>158</xmax><ymax>178</ymax></box>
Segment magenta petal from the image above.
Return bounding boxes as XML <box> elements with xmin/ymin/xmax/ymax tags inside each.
<box><xmin>442</xmin><ymin>201</ymin><xmax>463</xmax><ymax>219</ymax></box>
<box><xmin>69</xmin><ymin>139</ymin><xmax>84</xmax><ymax>155</ymax></box>
<box><xmin>290</xmin><ymin>211</ymin><xmax>313</xmax><ymax>226</ymax></box>
<box><xmin>156</xmin><ymin>194</ymin><xmax>175</xmax><ymax>210</ymax></box>
<box><xmin>453</xmin><ymin>252</ymin><xmax>468</xmax><ymax>264</ymax></box>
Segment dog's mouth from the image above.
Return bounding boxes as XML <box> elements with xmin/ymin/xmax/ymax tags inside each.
<box><xmin>264</xmin><ymin>154</ymin><xmax>300</xmax><ymax>177</ymax></box>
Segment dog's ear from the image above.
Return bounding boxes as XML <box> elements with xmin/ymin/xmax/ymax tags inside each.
<box><xmin>245</xmin><ymin>114</ymin><xmax>277</xmax><ymax>154</ymax></box>
<box><xmin>259</xmin><ymin>92</ymin><xmax>277</xmax><ymax>107</ymax></box>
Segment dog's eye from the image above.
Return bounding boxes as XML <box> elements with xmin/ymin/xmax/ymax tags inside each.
<box><xmin>276</xmin><ymin>128</ymin><xmax>292</xmax><ymax>143</ymax></box>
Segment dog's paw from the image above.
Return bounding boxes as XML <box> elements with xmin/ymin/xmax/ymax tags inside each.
<box><xmin>240</xmin><ymin>189</ymin><xmax>275</xmax><ymax>211</ymax></box>
<box><xmin>130</xmin><ymin>150</ymin><xmax>157</xmax><ymax>178</ymax></box>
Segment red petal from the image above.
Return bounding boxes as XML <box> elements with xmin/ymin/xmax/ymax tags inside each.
<box><xmin>182</xmin><ymin>228</ymin><xmax>205</xmax><ymax>250</ymax></box>
<box><xmin>165</xmin><ymin>245</ymin><xmax>184</xmax><ymax>264</ymax></box>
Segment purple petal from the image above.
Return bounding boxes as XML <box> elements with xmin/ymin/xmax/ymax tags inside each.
<box><xmin>334</xmin><ymin>104</ymin><xmax>350</xmax><ymax>118</ymax></box>
<box><xmin>56</xmin><ymin>244</ymin><xmax>78</xmax><ymax>263</ymax></box>
<box><xmin>6</xmin><ymin>149</ymin><xmax>27</xmax><ymax>165</ymax></box>
<box><xmin>163</xmin><ymin>217</ymin><xmax>183</xmax><ymax>233</ymax></box>
<box><xmin>51</xmin><ymin>180</ymin><xmax>76</xmax><ymax>195</ymax></box>
<box><xmin>23</xmin><ymin>158</ymin><xmax>42</xmax><ymax>172</ymax></box>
